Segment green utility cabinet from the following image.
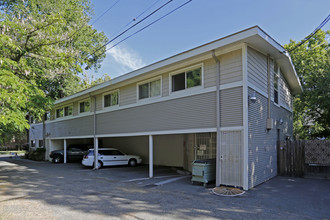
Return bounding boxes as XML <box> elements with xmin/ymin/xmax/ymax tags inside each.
<box><xmin>191</xmin><ymin>159</ymin><xmax>216</xmax><ymax>186</ymax></box>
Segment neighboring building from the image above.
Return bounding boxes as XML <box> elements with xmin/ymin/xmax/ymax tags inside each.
<box><xmin>29</xmin><ymin>26</ymin><xmax>302</xmax><ymax>190</ymax></box>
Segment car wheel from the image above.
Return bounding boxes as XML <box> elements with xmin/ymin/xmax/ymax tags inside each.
<box><xmin>128</xmin><ymin>159</ymin><xmax>137</xmax><ymax>167</ymax></box>
<box><xmin>93</xmin><ymin>161</ymin><xmax>103</xmax><ymax>169</ymax></box>
<box><xmin>53</xmin><ymin>155</ymin><xmax>63</xmax><ymax>163</ymax></box>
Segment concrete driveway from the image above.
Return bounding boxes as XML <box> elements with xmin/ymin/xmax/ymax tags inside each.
<box><xmin>0</xmin><ymin>156</ymin><xmax>329</xmax><ymax>220</ymax></box>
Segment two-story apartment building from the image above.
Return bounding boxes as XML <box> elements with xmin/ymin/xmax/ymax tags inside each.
<box><xmin>29</xmin><ymin>26</ymin><xmax>302</xmax><ymax>190</ymax></box>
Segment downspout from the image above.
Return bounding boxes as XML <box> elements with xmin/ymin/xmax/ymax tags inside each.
<box><xmin>212</xmin><ymin>50</ymin><xmax>221</xmax><ymax>186</ymax></box>
<box><xmin>92</xmin><ymin>94</ymin><xmax>98</xmax><ymax>169</ymax></box>
<box><xmin>266</xmin><ymin>55</ymin><xmax>273</xmax><ymax>130</ymax></box>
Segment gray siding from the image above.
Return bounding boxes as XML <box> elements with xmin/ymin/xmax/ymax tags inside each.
<box><xmin>96</xmin><ymin>92</ymin><xmax>216</xmax><ymax>135</ymax></box>
<box><xmin>46</xmin><ymin>115</ymin><xmax>94</xmax><ymax>138</ymax></box>
<box><xmin>280</xmin><ymin>70</ymin><xmax>293</xmax><ymax>110</ymax></box>
<box><xmin>162</xmin><ymin>72</ymin><xmax>169</xmax><ymax>97</ymax></box>
<box><xmin>220</xmin><ymin>86</ymin><xmax>243</xmax><ymax>127</ymax></box>
<box><xmin>247</xmin><ymin>47</ymin><xmax>268</xmax><ymax>93</ymax></box>
<box><xmin>248</xmin><ymin>87</ymin><xmax>293</xmax><ymax>188</ymax></box>
<box><xmin>220</xmin><ymin>49</ymin><xmax>242</xmax><ymax>85</ymax></box>
<box><xmin>119</xmin><ymin>83</ymin><xmax>136</xmax><ymax>106</ymax></box>
<box><xmin>95</xmin><ymin>94</ymin><xmax>103</xmax><ymax>111</ymax></box>
<box><xmin>204</xmin><ymin>58</ymin><xmax>217</xmax><ymax>88</ymax></box>
<box><xmin>30</xmin><ymin>123</ymin><xmax>44</xmax><ymax>140</ymax></box>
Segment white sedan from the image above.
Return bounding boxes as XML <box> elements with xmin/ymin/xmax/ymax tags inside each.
<box><xmin>82</xmin><ymin>148</ymin><xmax>142</xmax><ymax>169</ymax></box>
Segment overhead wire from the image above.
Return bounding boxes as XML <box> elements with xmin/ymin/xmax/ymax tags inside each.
<box><xmin>286</xmin><ymin>13</ymin><xmax>330</xmax><ymax>53</ymax></box>
<box><xmin>90</xmin><ymin>0</ymin><xmax>174</xmax><ymax>56</ymax></box>
<box><xmin>90</xmin><ymin>0</ymin><xmax>122</xmax><ymax>25</ymax></box>
<box><xmin>106</xmin><ymin>0</ymin><xmax>193</xmax><ymax>52</ymax></box>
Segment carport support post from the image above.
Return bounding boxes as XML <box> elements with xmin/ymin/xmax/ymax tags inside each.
<box><xmin>94</xmin><ymin>137</ymin><xmax>98</xmax><ymax>169</ymax></box>
<box><xmin>149</xmin><ymin>135</ymin><xmax>153</xmax><ymax>178</ymax></box>
<box><xmin>64</xmin><ymin>139</ymin><xmax>67</xmax><ymax>164</ymax></box>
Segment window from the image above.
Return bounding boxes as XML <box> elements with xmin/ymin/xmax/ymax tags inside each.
<box><xmin>79</xmin><ymin>100</ymin><xmax>90</xmax><ymax>113</ymax></box>
<box><xmin>138</xmin><ymin>78</ymin><xmax>161</xmax><ymax>100</ymax></box>
<box><xmin>104</xmin><ymin>90</ymin><xmax>119</xmax><ymax>108</ymax></box>
<box><xmin>56</xmin><ymin>105</ymin><xmax>72</xmax><ymax>118</ymax></box>
<box><xmin>39</xmin><ymin>140</ymin><xmax>44</xmax><ymax>148</ymax></box>
<box><xmin>171</xmin><ymin>67</ymin><xmax>201</xmax><ymax>92</ymax></box>
<box><xmin>274</xmin><ymin>63</ymin><xmax>279</xmax><ymax>104</ymax></box>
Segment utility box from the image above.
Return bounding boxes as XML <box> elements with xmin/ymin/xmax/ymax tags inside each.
<box><xmin>191</xmin><ymin>159</ymin><xmax>216</xmax><ymax>186</ymax></box>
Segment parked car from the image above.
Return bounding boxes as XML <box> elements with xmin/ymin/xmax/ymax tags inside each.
<box><xmin>82</xmin><ymin>148</ymin><xmax>142</xmax><ymax>169</ymax></box>
<box><xmin>50</xmin><ymin>145</ymin><xmax>91</xmax><ymax>163</ymax></box>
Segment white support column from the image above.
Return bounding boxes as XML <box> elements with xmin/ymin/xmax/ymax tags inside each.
<box><xmin>94</xmin><ymin>137</ymin><xmax>99</xmax><ymax>169</ymax></box>
<box><xmin>149</xmin><ymin>135</ymin><xmax>153</xmax><ymax>178</ymax></box>
<box><xmin>64</xmin><ymin>139</ymin><xmax>67</xmax><ymax>164</ymax></box>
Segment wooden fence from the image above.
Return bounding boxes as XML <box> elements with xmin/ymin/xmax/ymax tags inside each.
<box><xmin>277</xmin><ymin>140</ymin><xmax>330</xmax><ymax>177</ymax></box>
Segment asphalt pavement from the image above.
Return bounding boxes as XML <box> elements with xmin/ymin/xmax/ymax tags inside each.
<box><xmin>0</xmin><ymin>156</ymin><xmax>329</xmax><ymax>219</ymax></box>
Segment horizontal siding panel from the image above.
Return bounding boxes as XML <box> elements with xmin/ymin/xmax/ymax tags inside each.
<box><xmin>97</xmin><ymin>92</ymin><xmax>217</xmax><ymax>134</ymax></box>
<box><xmin>220</xmin><ymin>86</ymin><xmax>243</xmax><ymax>127</ymax></box>
<box><xmin>220</xmin><ymin>50</ymin><xmax>242</xmax><ymax>85</ymax></box>
<box><xmin>119</xmin><ymin>84</ymin><xmax>136</xmax><ymax>106</ymax></box>
<box><xmin>96</xmin><ymin>94</ymin><xmax>103</xmax><ymax>111</ymax></box>
<box><xmin>247</xmin><ymin>47</ymin><xmax>268</xmax><ymax>93</ymax></box>
<box><xmin>204</xmin><ymin>59</ymin><xmax>216</xmax><ymax>88</ymax></box>
<box><xmin>46</xmin><ymin>115</ymin><xmax>94</xmax><ymax>138</ymax></box>
<box><xmin>162</xmin><ymin>73</ymin><xmax>169</xmax><ymax>97</ymax></box>
<box><xmin>30</xmin><ymin>124</ymin><xmax>44</xmax><ymax>140</ymax></box>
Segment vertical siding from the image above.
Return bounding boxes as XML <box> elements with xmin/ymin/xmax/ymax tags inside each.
<box><xmin>119</xmin><ymin>83</ymin><xmax>137</xmax><ymax>106</ymax></box>
<box><xmin>247</xmin><ymin>47</ymin><xmax>268</xmax><ymax>93</ymax></box>
<box><xmin>248</xmin><ymin>87</ymin><xmax>293</xmax><ymax>188</ymax></box>
<box><xmin>220</xmin><ymin>86</ymin><xmax>243</xmax><ymax>127</ymax></box>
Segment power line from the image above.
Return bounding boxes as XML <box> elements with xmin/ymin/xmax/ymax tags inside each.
<box><xmin>109</xmin><ymin>0</ymin><xmax>163</xmax><ymax>39</ymax></box>
<box><xmin>106</xmin><ymin>0</ymin><xmax>192</xmax><ymax>52</ymax></box>
<box><xmin>287</xmin><ymin>13</ymin><xmax>330</xmax><ymax>53</ymax></box>
<box><xmin>90</xmin><ymin>0</ymin><xmax>122</xmax><ymax>25</ymax></box>
<box><xmin>91</xmin><ymin>0</ymin><xmax>173</xmax><ymax>56</ymax></box>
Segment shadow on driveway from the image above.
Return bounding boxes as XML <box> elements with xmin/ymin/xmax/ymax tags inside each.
<box><xmin>0</xmin><ymin>156</ymin><xmax>329</xmax><ymax>219</ymax></box>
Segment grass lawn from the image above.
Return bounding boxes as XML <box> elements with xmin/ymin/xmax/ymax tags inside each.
<box><xmin>0</xmin><ymin>150</ymin><xmax>27</xmax><ymax>155</ymax></box>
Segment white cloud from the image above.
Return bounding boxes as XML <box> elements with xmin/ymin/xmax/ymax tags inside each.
<box><xmin>106</xmin><ymin>45</ymin><xmax>145</xmax><ymax>71</ymax></box>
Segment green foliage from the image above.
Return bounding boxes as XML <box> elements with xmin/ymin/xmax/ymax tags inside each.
<box><xmin>25</xmin><ymin>148</ymin><xmax>46</xmax><ymax>161</ymax></box>
<box><xmin>0</xmin><ymin>0</ymin><xmax>108</xmax><ymax>140</ymax></box>
<box><xmin>285</xmin><ymin>30</ymin><xmax>330</xmax><ymax>139</ymax></box>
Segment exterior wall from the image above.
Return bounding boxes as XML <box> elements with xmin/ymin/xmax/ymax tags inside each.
<box><xmin>101</xmin><ymin>134</ymin><xmax>184</xmax><ymax>167</ymax></box>
<box><xmin>96</xmin><ymin>92</ymin><xmax>216</xmax><ymax>135</ymax></box>
<box><xmin>220</xmin><ymin>86</ymin><xmax>243</xmax><ymax>127</ymax></box>
<box><xmin>46</xmin><ymin>115</ymin><xmax>94</xmax><ymax>138</ymax></box>
<box><xmin>247</xmin><ymin>88</ymin><xmax>293</xmax><ymax>188</ymax></box>
<box><xmin>247</xmin><ymin>47</ymin><xmax>268</xmax><ymax>93</ymax></box>
<box><xmin>279</xmin><ymin>70</ymin><xmax>293</xmax><ymax>110</ymax></box>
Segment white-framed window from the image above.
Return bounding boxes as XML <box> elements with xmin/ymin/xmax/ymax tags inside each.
<box><xmin>103</xmin><ymin>90</ymin><xmax>119</xmax><ymax>108</ymax></box>
<box><xmin>56</xmin><ymin>105</ymin><xmax>73</xmax><ymax>118</ymax></box>
<box><xmin>274</xmin><ymin>62</ymin><xmax>279</xmax><ymax>105</ymax></box>
<box><xmin>137</xmin><ymin>77</ymin><xmax>162</xmax><ymax>100</ymax></box>
<box><xmin>170</xmin><ymin>64</ymin><xmax>203</xmax><ymax>93</ymax></box>
<box><xmin>79</xmin><ymin>99</ymin><xmax>90</xmax><ymax>113</ymax></box>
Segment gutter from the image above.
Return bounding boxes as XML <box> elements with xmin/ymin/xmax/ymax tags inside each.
<box><xmin>211</xmin><ymin>50</ymin><xmax>221</xmax><ymax>186</ymax></box>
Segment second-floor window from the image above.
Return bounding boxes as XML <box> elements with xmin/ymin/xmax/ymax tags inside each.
<box><xmin>171</xmin><ymin>66</ymin><xmax>201</xmax><ymax>92</ymax></box>
<box><xmin>79</xmin><ymin>100</ymin><xmax>90</xmax><ymax>113</ymax></box>
<box><xmin>56</xmin><ymin>105</ymin><xmax>72</xmax><ymax>118</ymax></box>
<box><xmin>138</xmin><ymin>78</ymin><xmax>161</xmax><ymax>100</ymax></box>
<box><xmin>104</xmin><ymin>90</ymin><xmax>119</xmax><ymax>108</ymax></box>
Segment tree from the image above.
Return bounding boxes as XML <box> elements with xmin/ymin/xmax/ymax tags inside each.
<box><xmin>0</xmin><ymin>0</ymin><xmax>108</xmax><ymax>142</ymax></box>
<box><xmin>285</xmin><ymin>30</ymin><xmax>330</xmax><ymax>139</ymax></box>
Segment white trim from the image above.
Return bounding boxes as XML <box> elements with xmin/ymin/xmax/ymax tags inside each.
<box><xmin>102</xmin><ymin>89</ymin><xmax>119</xmax><ymax>109</ymax></box>
<box><xmin>78</xmin><ymin>98</ymin><xmax>91</xmax><ymax>115</ymax></box>
<box><xmin>220</xmin><ymin>126</ymin><xmax>244</xmax><ymax>131</ymax></box>
<box><xmin>96</xmin><ymin>128</ymin><xmax>217</xmax><ymax>138</ymax></box>
<box><xmin>46</xmin><ymin>128</ymin><xmax>217</xmax><ymax>140</ymax></box>
<box><xmin>169</xmin><ymin>63</ymin><xmax>204</xmax><ymax>94</ymax></box>
<box><xmin>219</xmin><ymin>81</ymin><xmax>243</xmax><ymax>90</ymax></box>
<box><xmin>242</xmin><ymin>43</ymin><xmax>249</xmax><ymax>190</ymax></box>
<box><xmin>137</xmin><ymin>76</ymin><xmax>162</xmax><ymax>101</ymax></box>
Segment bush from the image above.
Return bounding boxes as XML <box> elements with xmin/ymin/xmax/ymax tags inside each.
<box><xmin>26</xmin><ymin>148</ymin><xmax>46</xmax><ymax>161</ymax></box>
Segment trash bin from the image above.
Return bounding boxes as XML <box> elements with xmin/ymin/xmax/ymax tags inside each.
<box><xmin>191</xmin><ymin>158</ymin><xmax>216</xmax><ymax>186</ymax></box>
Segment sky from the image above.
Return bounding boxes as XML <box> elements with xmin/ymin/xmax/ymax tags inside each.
<box><xmin>88</xmin><ymin>0</ymin><xmax>330</xmax><ymax>80</ymax></box>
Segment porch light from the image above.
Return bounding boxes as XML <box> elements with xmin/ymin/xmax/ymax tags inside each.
<box><xmin>249</xmin><ymin>91</ymin><xmax>257</xmax><ymax>104</ymax></box>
